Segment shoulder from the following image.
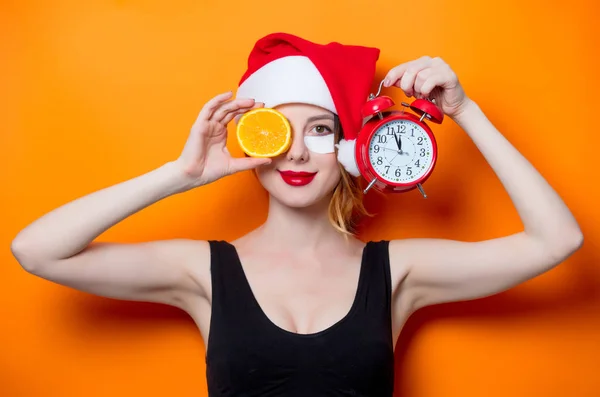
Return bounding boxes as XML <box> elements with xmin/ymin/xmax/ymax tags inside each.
<box><xmin>363</xmin><ymin>240</ymin><xmax>410</xmax><ymax>288</ymax></box>
<box><xmin>387</xmin><ymin>238</ymin><xmax>433</xmax><ymax>283</ymax></box>
<box><xmin>164</xmin><ymin>238</ymin><xmax>212</xmax><ymax>267</ymax></box>
<box><xmin>369</xmin><ymin>239</ymin><xmax>412</xmax><ymax>299</ymax></box>
<box><xmin>157</xmin><ymin>238</ymin><xmax>214</xmax><ymax>302</ymax></box>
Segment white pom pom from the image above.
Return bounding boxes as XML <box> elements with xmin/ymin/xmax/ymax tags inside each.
<box><xmin>335</xmin><ymin>139</ymin><xmax>361</xmax><ymax>177</ymax></box>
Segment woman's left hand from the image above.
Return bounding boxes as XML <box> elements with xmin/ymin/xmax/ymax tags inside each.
<box><xmin>383</xmin><ymin>56</ymin><xmax>470</xmax><ymax>118</ymax></box>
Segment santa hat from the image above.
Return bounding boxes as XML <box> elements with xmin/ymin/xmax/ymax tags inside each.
<box><xmin>236</xmin><ymin>32</ymin><xmax>380</xmax><ymax>177</ymax></box>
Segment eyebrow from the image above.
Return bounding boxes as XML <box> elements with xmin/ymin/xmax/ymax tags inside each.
<box><xmin>306</xmin><ymin>114</ymin><xmax>335</xmax><ymax>123</ymax></box>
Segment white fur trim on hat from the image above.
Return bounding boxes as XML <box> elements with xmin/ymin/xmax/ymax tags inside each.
<box><xmin>336</xmin><ymin>139</ymin><xmax>360</xmax><ymax>177</ymax></box>
<box><xmin>236</xmin><ymin>56</ymin><xmax>337</xmax><ymax>114</ymax></box>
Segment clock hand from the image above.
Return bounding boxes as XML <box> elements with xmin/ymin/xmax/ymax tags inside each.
<box><xmin>383</xmin><ymin>145</ymin><xmax>412</xmax><ymax>155</ymax></box>
<box><xmin>394</xmin><ymin>133</ymin><xmax>401</xmax><ymax>151</ymax></box>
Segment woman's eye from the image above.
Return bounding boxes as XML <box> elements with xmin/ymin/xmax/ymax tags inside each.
<box><xmin>311</xmin><ymin>125</ymin><xmax>333</xmax><ymax>135</ymax></box>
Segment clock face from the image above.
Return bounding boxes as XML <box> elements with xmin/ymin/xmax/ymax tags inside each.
<box><xmin>368</xmin><ymin>119</ymin><xmax>435</xmax><ymax>184</ymax></box>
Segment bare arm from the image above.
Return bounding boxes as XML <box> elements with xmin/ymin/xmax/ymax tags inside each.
<box><xmin>12</xmin><ymin>161</ymin><xmax>188</xmax><ymax>263</ymax></box>
<box><xmin>10</xmin><ymin>92</ymin><xmax>269</xmax><ymax>309</ymax></box>
<box><xmin>383</xmin><ymin>58</ymin><xmax>583</xmax><ymax>311</ymax></box>
<box><xmin>10</xmin><ymin>161</ymin><xmax>208</xmax><ymax>309</ymax></box>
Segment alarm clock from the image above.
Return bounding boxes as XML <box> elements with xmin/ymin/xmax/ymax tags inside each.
<box><xmin>355</xmin><ymin>84</ymin><xmax>444</xmax><ymax>198</ymax></box>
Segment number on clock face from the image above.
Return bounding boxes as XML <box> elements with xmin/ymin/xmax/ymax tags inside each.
<box><xmin>368</xmin><ymin>119</ymin><xmax>434</xmax><ymax>183</ymax></box>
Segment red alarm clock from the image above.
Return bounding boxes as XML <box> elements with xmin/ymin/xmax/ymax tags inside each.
<box><xmin>355</xmin><ymin>83</ymin><xmax>444</xmax><ymax>198</ymax></box>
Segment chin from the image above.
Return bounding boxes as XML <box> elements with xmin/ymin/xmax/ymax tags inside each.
<box><xmin>258</xmin><ymin>170</ymin><xmax>339</xmax><ymax>209</ymax></box>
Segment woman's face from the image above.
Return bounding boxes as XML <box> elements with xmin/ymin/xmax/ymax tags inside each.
<box><xmin>254</xmin><ymin>103</ymin><xmax>341</xmax><ymax>208</ymax></box>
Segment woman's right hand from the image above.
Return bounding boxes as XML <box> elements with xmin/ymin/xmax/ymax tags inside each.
<box><xmin>173</xmin><ymin>91</ymin><xmax>272</xmax><ymax>189</ymax></box>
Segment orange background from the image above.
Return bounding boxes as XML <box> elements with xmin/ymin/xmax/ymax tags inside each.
<box><xmin>2</xmin><ymin>0</ymin><xmax>599</xmax><ymax>396</ymax></box>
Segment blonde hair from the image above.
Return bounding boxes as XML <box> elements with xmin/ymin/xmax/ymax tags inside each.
<box><xmin>328</xmin><ymin>115</ymin><xmax>372</xmax><ymax>236</ymax></box>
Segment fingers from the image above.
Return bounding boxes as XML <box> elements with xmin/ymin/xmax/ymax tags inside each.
<box><xmin>196</xmin><ymin>91</ymin><xmax>233</xmax><ymax>122</ymax></box>
<box><xmin>222</xmin><ymin>101</ymin><xmax>264</xmax><ymax>125</ymax></box>
<box><xmin>228</xmin><ymin>156</ymin><xmax>272</xmax><ymax>174</ymax></box>
<box><xmin>413</xmin><ymin>68</ymin><xmax>434</xmax><ymax>97</ymax></box>
<box><xmin>384</xmin><ymin>56</ymin><xmax>452</xmax><ymax>99</ymax></box>
<box><xmin>383</xmin><ymin>63</ymin><xmax>409</xmax><ymax>88</ymax></box>
<box><xmin>398</xmin><ymin>67</ymin><xmax>420</xmax><ymax>98</ymax></box>
<box><xmin>383</xmin><ymin>56</ymin><xmax>432</xmax><ymax>89</ymax></box>
<box><xmin>195</xmin><ymin>91</ymin><xmax>265</xmax><ymax>129</ymax></box>
<box><xmin>419</xmin><ymin>73</ymin><xmax>447</xmax><ymax>98</ymax></box>
<box><xmin>212</xmin><ymin>97</ymin><xmax>256</xmax><ymax>123</ymax></box>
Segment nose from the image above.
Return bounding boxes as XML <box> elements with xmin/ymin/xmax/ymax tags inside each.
<box><xmin>285</xmin><ymin>127</ymin><xmax>309</xmax><ymax>163</ymax></box>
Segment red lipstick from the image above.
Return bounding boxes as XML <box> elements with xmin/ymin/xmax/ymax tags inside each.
<box><xmin>278</xmin><ymin>170</ymin><xmax>317</xmax><ymax>187</ymax></box>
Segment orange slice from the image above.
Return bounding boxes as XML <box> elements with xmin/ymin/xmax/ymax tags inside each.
<box><xmin>236</xmin><ymin>108</ymin><xmax>292</xmax><ymax>157</ymax></box>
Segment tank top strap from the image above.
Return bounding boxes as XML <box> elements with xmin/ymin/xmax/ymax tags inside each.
<box><xmin>207</xmin><ymin>240</ymin><xmax>258</xmax><ymax>324</ymax></box>
<box><xmin>356</xmin><ymin>240</ymin><xmax>393</xmax><ymax>324</ymax></box>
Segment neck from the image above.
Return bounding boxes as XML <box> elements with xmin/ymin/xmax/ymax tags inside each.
<box><xmin>256</xmin><ymin>194</ymin><xmax>349</xmax><ymax>252</ymax></box>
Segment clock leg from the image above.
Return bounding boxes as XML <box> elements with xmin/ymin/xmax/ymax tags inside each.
<box><xmin>363</xmin><ymin>179</ymin><xmax>377</xmax><ymax>194</ymax></box>
<box><xmin>417</xmin><ymin>183</ymin><xmax>428</xmax><ymax>199</ymax></box>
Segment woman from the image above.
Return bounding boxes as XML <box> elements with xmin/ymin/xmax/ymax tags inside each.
<box><xmin>10</xmin><ymin>33</ymin><xmax>583</xmax><ymax>396</ymax></box>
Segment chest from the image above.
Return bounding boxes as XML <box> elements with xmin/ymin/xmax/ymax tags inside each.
<box><xmin>204</xmin><ymin>241</ymin><xmax>396</xmax><ymax>396</ymax></box>
<box><xmin>238</xmin><ymin>253</ymin><xmax>363</xmax><ymax>336</ymax></box>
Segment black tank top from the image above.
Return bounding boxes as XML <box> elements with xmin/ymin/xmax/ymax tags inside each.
<box><xmin>205</xmin><ymin>240</ymin><xmax>395</xmax><ymax>396</ymax></box>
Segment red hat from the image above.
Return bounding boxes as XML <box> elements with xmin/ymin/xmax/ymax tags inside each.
<box><xmin>236</xmin><ymin>32</ymin><xmax>380</xmax><ymax>176</ymax></box>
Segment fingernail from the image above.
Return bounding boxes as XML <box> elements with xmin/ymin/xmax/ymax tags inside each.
<box><xmin>383</xmin><ymin>79</ymin><xmax>390</xmax><ymax>87</ymax></box>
